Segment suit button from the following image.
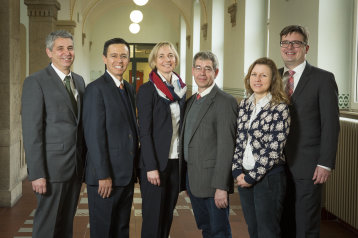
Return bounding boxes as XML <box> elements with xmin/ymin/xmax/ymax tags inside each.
<box><xmin>130</xmin><ymin>152</ymin><xmax>133</xmax><ymax>156</ymax></box>
<box><xmin>129</xmin><ymin>134</ymin><xmax>132</xmax><ymax>139</ymax></box>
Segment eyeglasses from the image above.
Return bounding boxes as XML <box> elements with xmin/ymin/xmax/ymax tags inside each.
<box><xmin>280</xmin><ymin>41</ymin><xmax>307</xmax><ymax>48</ymax></box>
<box><xmin>194</xmin><ymin>65</ymin><xmax>214</xmax><ymax>73</ymax></box>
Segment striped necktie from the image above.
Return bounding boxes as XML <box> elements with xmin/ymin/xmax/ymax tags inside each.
<box><xmin>64</xmin><ymin>76</ymin><xmax>78</xmax><ymax>115</ymax></box>
<box><xmin>285</xmin><ymin>70</ymin><xmax>295</xmax><ymax>97</ymax></box>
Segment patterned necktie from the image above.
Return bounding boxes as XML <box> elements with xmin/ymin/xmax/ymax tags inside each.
<box><xmin>119</xmin><ymin>82</ymin><xmax>124</xmax><ymax>90</ymax></box>
<box><xmin>285</xmin><ymin>70</ymin><xmax>295</xmax><ymax>97</ymax></box>
<box><xmin>196</xmin><ymin>93</ymin><xmax>201</xmax><ymax>100</ymax></box>
<box><xmin>64</xmin><ymin>76</ymin><xmax>78</xmax><ymax>115</ymax></box>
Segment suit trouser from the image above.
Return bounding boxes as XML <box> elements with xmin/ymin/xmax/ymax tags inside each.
<box><xmin>281</xmin><ymin>177</ymin><xmax>322</xmax><ymax>238</ymax></box>
<box><xmin>32</xmin><ymin>175</ymin><xmax>82</xmax><ymax>238</ymax></box>
<box><xmin>238</xmin><ymin>171</ymin><xmax>286</xmax><ymax>238</ymax></box>
<box><xmin>140</xmin><ymin>159</ymin><xmax>179</xmax><ymax>238</ymax></box>
<box><xmin>87</xmin><ymin>180</ymin><xmax>134</xmax><ymax>238</ymax></box>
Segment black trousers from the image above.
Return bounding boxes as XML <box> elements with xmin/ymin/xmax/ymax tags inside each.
<box><xmin>32</xmin><ymin>175</ymin><xmax>82</xmax><ymax>238</ymax></box>
<box><xmin>281</xmin><ymin>177</ymin><xmax>322</xmax><ymax>238</ymax></box>
<box><xmin>87</xmin><ymin>180</ymin><xmax>134</xmax><ymax>238</ymax></box>
<box><xmin>140</xmin><ymin>159</ymin><xmax>179</xmax><ymax>238</ymax></box>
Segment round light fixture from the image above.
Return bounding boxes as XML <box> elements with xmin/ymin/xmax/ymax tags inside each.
<box><xmin>130</xmin><ymin>10</ymin><xmax>143</xmax><ymax>23</ymax></box>
<box><xmin>129</xmin><ymin>23</ymin><xmax>140</xmax><ymax>34</ymax></box>
<box><xmin>133</xmin><ymin>0</ymin><xmax>148</xmax><ymax>6</ymax></box>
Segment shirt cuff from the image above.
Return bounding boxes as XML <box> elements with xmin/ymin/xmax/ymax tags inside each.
<box><xmin>317</xmin><ymin>164</ymin><xmax>331</xmax><ymax>171</ymax></box>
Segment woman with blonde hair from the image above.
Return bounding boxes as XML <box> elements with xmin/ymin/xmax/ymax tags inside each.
<box><xmin>137</xmin><ymin>42</ymin><xmax>186</xmax><ymax>238</ymax></box>
<box><xmin>232</xmin><ymin>57</ymin><xmax>290</xmax><ymax>238</ymax></box>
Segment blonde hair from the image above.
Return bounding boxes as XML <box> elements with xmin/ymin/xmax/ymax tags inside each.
<box><xmin>148</xmin><ymin>42</ymin><xmax>179</xmax><ymax>69</ymax></box>
<box><xmin>244</xmin><ymin>57</ymin><xmax>289</xmax><ymax>105</ymax></box>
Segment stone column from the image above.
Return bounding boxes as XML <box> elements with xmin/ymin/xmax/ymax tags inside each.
<box><xmin>56</xmin><ymin>20</ymin><xmax>76</xmax><ymax>36</ymax></box>
<box><xmin>0</xmin><ymin>0</ymin><xmax>23</xmax><ymax>207</ymax></box>
<box><xmin>24</xmin><ymin>0</ymin><xmax>60</xmax><ymax>74</ymax></box>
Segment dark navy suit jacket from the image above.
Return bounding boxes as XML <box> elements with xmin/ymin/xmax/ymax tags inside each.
<box><xmin>83</xmin><ymin>72</ymin><xmax>139</xmax><ymax>186</ymax></box>
<box><xmin>136</xmin><ymin>81</ymin><xmax>185</xmax><ymax>172</ymax></box>
<box><xmin>280</xmin><ymin>62</ymin><xmax>340</xmax><ymax>179</ymax></box>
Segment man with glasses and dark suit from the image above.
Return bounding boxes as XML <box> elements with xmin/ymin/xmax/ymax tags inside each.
<box><xmin>279</xmin><ymin>25</ymin><xmax>340</xmax><ymax>238</ymax></box>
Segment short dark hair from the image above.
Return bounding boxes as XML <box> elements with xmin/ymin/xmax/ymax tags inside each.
<box><xmin>192</xmin><ymin>51</ymin><xmax>219</xmax><ymax>71</ymax></box>
<box><xmin>280</xmin><ymin>25</ymin><xmax>309</xmax><ymax>45</ymax></box>
<box><xmin>103</xmin><ymin>38</ymin><xmax>130</xmax><ymax>57</ymax></box>
<box><xmin>46</xmin><ymin>30</ymin><xmax>73</xmax><ymax>51</ymax></box>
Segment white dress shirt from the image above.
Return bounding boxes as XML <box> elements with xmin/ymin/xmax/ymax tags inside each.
<box><xmin>51</xmin><ymin>63</ymin><xmax>78</xmax><ymax>100</ymax></box>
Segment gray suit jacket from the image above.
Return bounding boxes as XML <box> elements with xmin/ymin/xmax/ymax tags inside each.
<box><xmin>180</xmin><ymin>84</ymin><xmax>237</xmax><ymax>198</ymax></box>
<box><xmin>21</xmin><ymin>64</ymin><xmax>86</xmax><ymax>182</ymax></box>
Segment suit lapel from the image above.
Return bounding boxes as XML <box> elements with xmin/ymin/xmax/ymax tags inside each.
<box><xmin>291</xmin><ymin>63</ymin><xmax>312</xmax><ymax>102</ymax></box>
<box><xmin>73</xmin><ymin>74</ymin><xmax>84</xmax><ymax>123</ymax></box>
<box><xmin>188</xmin><ymin>85</ymin><xmax>217</xmax><ymax>143</ymax></box>
<box><xmin>46</xmin><ymin>65</ymin><xmax>77</xmax><ymax>119</ymax></box>
<box><xmin>104</xmin><ymin>73</ymin><xmax>135</xmax><ymax>131</ymax></box>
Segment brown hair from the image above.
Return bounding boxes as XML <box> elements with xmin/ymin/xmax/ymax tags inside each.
<box><xmin>244</xmin><ymin>57</ymin><xmax>289</xmax><ymax>105</ymax></box>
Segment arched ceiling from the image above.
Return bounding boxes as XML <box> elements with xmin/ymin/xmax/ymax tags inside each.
<box><xmin>69</xmin><ymin>0</ymin><xmax>193</xmax><ymax>34</ymax></box>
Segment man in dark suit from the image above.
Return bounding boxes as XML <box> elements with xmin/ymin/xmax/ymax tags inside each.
<box><xmin>83</xmin><ymin>38</ymin><xmax>139</xmax><ymax>238</ymax></box>
<box><xmin>180</xmin><ymin>51</ymin><xmax>237</xmax><ymax>237</ymax></box>
<box><xmin>21</xmin><ymin>30</ymin><xmax>86</xmax><ymax>238</ymax></box>
<box><xmin>279</xmin><ymin>25</ymin><xmax>340</xmax><ymax>238</ymax></box>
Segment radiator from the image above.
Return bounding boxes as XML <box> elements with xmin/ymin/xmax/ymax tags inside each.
<box><xmin>325</xmin><ymin>117</ymin><xmax>358</xmax><ymax>229</ymax></box>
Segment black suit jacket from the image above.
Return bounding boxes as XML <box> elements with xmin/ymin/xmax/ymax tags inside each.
<box><xmin>83</xmin><ymin>72</ymin><xmax>139</xmax><ymax>186</ymax></box>
<box><xmin>136</xmin><ymin>81</ymin><xmax>185</xmax><ymax>172</ymax></box>
<box><xmin>22</xmin><ymin>64</ymin><xmax>86</xmax><ymax>182</ymax></box>
<box><xmin>280</xmin><ymin>62</ymin><xmax>340</xmax><ymax>179</ymax></box>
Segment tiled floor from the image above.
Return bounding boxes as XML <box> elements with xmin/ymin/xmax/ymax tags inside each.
<box><xmin>0</xmin><ymin>180</ymin><xmax>357</xmax><ymax>238</ymax></box>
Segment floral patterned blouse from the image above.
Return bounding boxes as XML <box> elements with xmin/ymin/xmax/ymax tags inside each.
<box><xmin>232</xmin><ymin>96</ymin><xmax>290</xmax><ymax>184</ymax></box>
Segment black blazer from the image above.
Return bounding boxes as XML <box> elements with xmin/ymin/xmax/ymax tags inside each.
<box><xmin>280</xmin><ymin>62</ymin><xmax>340</xmax><ymax>179</ymax></box>
<box><xmin>83</xmin><ymin>72</ymin><xmax>139</xmax><ymax>186</ymax></box>
<box><xmin>22</xmin><ymin>65</ymin><xmax>86</xmax><ymax>182</ymax></box>
<box><xmin>136</xmin><ymin>81</ymin><xmax>185</xmax><ymax>172</ymax></box>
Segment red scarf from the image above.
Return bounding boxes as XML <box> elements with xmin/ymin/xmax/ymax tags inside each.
<box><xmin>149</xmin><ymin>69</ymin><xmax>186</xmax><ymax>101</ymax></box>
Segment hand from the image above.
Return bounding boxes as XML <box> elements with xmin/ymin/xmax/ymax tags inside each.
<box><xmin>214</xmin><ymin>189</ymin><xmax>228</xmax><ymax>209</ymax></box>
<box><xmin>147</xmin><ymin>170</ymin><xmax>160</xmax><ymax>186</ymax></box>
<box><xmin>98</xmin><ymin>177</ymin><xmax>112</xmax><ymax>198</ymax></box>
<box><xmin>32</xmin><ymin>178</ymin><xmax>47</xmax><ymax>194</ymax></box>
<box><xmin>237</xmin><ymin>173</ymin><xmax>252</xmax><ymax>188</ymax></box>
<box><xmin>312</xmin><ymin>166</ymin><xmax>331</xmax><ymax>184</ymax></box>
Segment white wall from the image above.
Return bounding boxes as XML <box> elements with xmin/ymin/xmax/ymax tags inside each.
<box><xmin>318</xmin><ymin>0</ymin><xmax>354</xmax><ymax>96</ymax></box>
<box><xmin>268</xmin><ymin>0</ymin><xmax>319</xmax><ymax>68</ymax></box>
<box><xmin>223</xmin><ymin>0</ymin><xmax>246</xmax><ymax>94</ymax></box>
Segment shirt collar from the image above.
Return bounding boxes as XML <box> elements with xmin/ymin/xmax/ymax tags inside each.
<box><xmin>51</xmin><ymin>63</ymin><xmax>71</xmax><ymax>81</ymax></box>
<box><xmin>157</xmin><ymin>71</ymin><xmax>179</xmax><ymax>86</ymax></box>
<box><xmin>106</xmin><ymin>70</ymin><xmax>123</xmax><ymax>88</ymax></box>
<box><xmin>283</xmin><ymin>60</ymin><xmax>306</xmax><ymax>76</ymax></box>
<box><xmin>197</xmin><ymin>82</ymin><xmax>216</xmax><ymax>98</ymax></box>
<box><xmin>248</xmin><ymin>92</ymin><xmax>272</xmax><ymax>108</ymax></box>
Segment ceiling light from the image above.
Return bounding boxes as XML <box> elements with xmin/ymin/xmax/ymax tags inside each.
<box><xmin>129</xmin><ymin>23</ymin><xmax>140</xmax><ymax>34</ymax></box>
<box><xmin>130</xmin><ymin>10</ymin><xmax>143</xmax><ymax>23</ymax></box>
<box><xmin>133</xmin><ymin>0</ymin><xmax>148</xmax><ymax>6</ymax></box>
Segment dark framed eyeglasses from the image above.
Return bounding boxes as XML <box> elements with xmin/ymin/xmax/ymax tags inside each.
<box><xmin>280</xmin><ymin>41</ymin><xmax>307</xmax><ymax>48</ymax></box>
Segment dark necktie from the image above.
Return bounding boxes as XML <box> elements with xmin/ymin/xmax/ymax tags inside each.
<box><xmin>285</xmin><ymin>70</ymin><xmax>295</xmax><ymax>98</ymax></box>
<box><xmin>64</xmin><ymin>76</ymin><xmax>78</xmax><ymax>115</ymax></box>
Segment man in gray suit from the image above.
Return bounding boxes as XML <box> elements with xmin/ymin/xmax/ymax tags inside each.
<box><xmin>21</xmin><ymin>30</ymin><xmax>86</xmax><ymax>238</ymax></box>
<box><xmin>181</xmin><ymin>51</ymin><xmax>237</xmax><ymax>238</ymax></box>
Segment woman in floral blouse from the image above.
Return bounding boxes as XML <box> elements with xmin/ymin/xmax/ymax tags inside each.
<box><xmin>232</xmin><ymin>57</ymin><xmax>290</xmax><ymax>238</ymax></box>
